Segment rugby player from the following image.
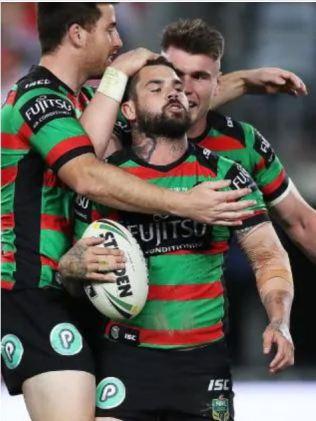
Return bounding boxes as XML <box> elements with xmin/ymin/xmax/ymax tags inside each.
<box><xmin>60</xmin><ymin>58</ymin><xmax>294</xmax><ymax>420</ymax></box>
<box><xmin>1</xmin><ymin>6</ymin><xmax>256</xmax><ymax>421</ymax></box>
<box><xmin>85</xmin><ymin>17</ymin><xmax>316</xmax><ymax>263</ymax></box>
<box><xmin>160</xmin><ymin>19</ymin><xmax>316</xmax><ymax>262</ymax></box>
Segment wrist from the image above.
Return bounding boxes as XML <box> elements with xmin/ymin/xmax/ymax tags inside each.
<box><xmin>162</xmin><ymin>189</ymin><xmax>186</xmax><ymax>217</ymax></box>
<box><xmin>234</xmin><ymin>70</ymin><xmax>251</xmax><ymax>94</ymax></box>
<box><xmin>97</xmin><ymin>66</ymin><xmax>128</xmax><ymax>103</ymax></box>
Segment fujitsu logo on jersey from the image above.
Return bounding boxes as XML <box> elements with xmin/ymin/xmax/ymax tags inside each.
<box><xmin>225</xmin><ymin>162</ymin><xmax>256</xmax><ymax>191</ymax></box>
<box><xmin>21</xmin><ymin>94</ymin><xmax>74</xmax><ymax>133</ymax></box>
<box><xmin>24</xmin><ymin>95</ymin><xmax>72</xmax><ymax>121</ymax></box>
<box><xmin>122</xmin><ymin>214</ymin><xmax>210</xmax><ymax>256</ymax></box>
<box><xmin>254</xmin><ymin>129</ymin><xmax>275</xmax><ymax>167</ymax></box>
<box><xmin>232</xmin><ymin>164</ymin><xmax>251</xmax><ymax>189</ymax></box>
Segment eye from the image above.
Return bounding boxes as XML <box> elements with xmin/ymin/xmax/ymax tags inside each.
<box><xmin>193</xmin><ymin>73</ymin><xmax>209</xmax><ymax>81</ymax></box>
<box><xmin>150</xmin><ymin>88</ymin><xmax>161</xmax><ymax>93</ymax></box>
<box><xmin>107</xmin><ymin>27</ymin><xmax>117</xmax><ymax>35</ymax></box>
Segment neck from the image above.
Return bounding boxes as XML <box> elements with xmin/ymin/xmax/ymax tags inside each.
<box><xmin>39</xmin><ymin>50</ymin><xmax>88</xmax><ymax>93</ymax></box>
<box><xmin>187</xmin><ymin>114</ymin><xmax>208</xmax><ymax>139</ymax></box>
<box><xmin>131</xmin><ymin>128</ymin><xmax>188</xmax><ymax>165</ymax></box>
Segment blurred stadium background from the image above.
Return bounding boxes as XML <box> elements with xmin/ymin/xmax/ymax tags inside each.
<box><xmin>1</xmin><ymin>2</ymin><xmax>316</xmax><ymax>420</ymax></box>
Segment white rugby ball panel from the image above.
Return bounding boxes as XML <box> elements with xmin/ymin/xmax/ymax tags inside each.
<box><xmin>82</xmin><ymin>219</ymin><xmax>148</xmax><ymax>320</ymax></box>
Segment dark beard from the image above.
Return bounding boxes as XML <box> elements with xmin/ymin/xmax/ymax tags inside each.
<box><xmin>136</xmin><ymin>105</ymin><xmax>191</xmax><ymax>139</ymax></box>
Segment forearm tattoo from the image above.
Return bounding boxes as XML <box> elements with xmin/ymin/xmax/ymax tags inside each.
<box><xmin>59</xmin><ymin>242</ymin><xmax>88</xmax><ymax>279</ymax></box>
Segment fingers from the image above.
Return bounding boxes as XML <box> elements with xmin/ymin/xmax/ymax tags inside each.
<box><xmin>212</xmin><ymin>220</ymin><xmax>242</xmax><ymax>226</ymax></box>
<box><xmin>263</xmin><ymin>328</ymin><xmax>294</xmax><ymax>374</ymax></box>
<box><xmin>84</xmin><ymin>272</ymin><xmax>117</xmax><ymax>283</ymax></box>
<box><xmin>282</xmin><ymin>72</ymin><xmax>307</xmax><ymax>95</ymax></box>
<box><xmin>220</xmin><ymin>187</ymin><xmax>252</xmax><ymax>202</ymax></box>
<box><xmin>81</xmin><ymin>236</ymin><xmax>105</xmax><ymax>247</ymax></box>
<box><xmin>197</xmin><ymin>182</ymin><xmax>252</xmax><ymax>202</ymax></box>
<box><xmin>216</xmin><ymin>210</ymin><xmax>254</xmax><ymax>221</ymax></box>
<box><xmin>218</xmin><ymin>199</ymin><xmax>256</xmax><ymax>211</ymax></box>
<box><xmin>269</xmin><ymin>69</ymin><xmax>307</xmax><ymax>96</ymax></box>
<box><xmin>269</xmin><ymin>336</ymin><xmax>294</xmax><ymax>374</ymax></box>
<box><xmin>88</xmin><ymin>255</ymin><xmax>126</xmax><ymax>270</ymax></box>
<box><xmin>81</xmin><ymin>237</ymin><xmax>125</xmax><ymax>257</ymax></box>
<box><xmin>200</xmin><ymin>179</ymin><xmax>232</xmax><ymax>190</ymax></box>
<box><xmin>93</xmin><ymin>247</ymin><xmax>125</xmax><ymax>257</ymax></box>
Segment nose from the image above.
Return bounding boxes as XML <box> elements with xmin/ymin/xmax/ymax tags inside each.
<box><xmin>183</xmin><ymin>76</ymin><xmax>194</xmax><ymax>96</ymax></box>
<box><xmin>167</xmin><ymin>89</ymin><xmax>179</xmax><ymax>101</ymax></box>
<box><xmin>113</xmin><ymin>29</ymin><xmax>123</xmax><ymax>49</ymax></box>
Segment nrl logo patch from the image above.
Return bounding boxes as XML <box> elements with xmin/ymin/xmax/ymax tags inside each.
<box><xmin>211</xmin><ymin>395</ymin><xmax>230</xmax><ymax>421</ymax></box>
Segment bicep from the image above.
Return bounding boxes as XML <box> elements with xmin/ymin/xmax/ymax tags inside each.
<box><xmin>270</xmin><ymin>184</ymin><xmax>315</xmax><ymax>229</ymax></box>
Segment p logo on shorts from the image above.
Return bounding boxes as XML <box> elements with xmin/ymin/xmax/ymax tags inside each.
<box><xmin>50</xmin><ymin>323</ymin><xmax>83</xmax><ymax>356</ymax></box>
<box><xmin>1</xmin><ymin>334</ymin><xmax>24</xmax><ymax>369</ymax></box>
<box><xmin>96</xmin><ymin>377</ymin><xmax>126</xmax><ymax>409</ymax></box>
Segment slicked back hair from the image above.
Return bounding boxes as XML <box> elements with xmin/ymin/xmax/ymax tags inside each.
<box><xmin>124</xmin><ymin>56</ymin><xmax>180</xmax><ymax>101</ymax></box>
<box><xmin>161</xmin><ymin>18</ymin><xmax>224</xmax><ymax>60</ymax></box>
<box><xmin>37</xmin><ymin>3</ymin><xmax>106</xmax><ymax>54</ymax></box>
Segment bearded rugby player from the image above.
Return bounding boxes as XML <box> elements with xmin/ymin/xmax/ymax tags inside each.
<box><xmin>60</xmin><ymin>58</ymin><xmax>294</xmax><ymax>420</ymax></box>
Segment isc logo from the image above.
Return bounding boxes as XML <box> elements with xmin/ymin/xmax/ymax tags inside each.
<box><xmin>208</xmin><ymin>379</ymin><xmax>230</xmax><ymax>391</ymax></box>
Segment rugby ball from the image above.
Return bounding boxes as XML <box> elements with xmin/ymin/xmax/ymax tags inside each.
<box><xmin>82</xmin><ymin>219</ymin><xmax>148</xmax><ymax>320</ymax></box>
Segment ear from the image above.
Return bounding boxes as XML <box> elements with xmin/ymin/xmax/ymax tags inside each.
<box><xmin>121</xmin><ymin>100</ymin><xmax>137</xmax><ymax>122</ymax></box>
<box><xmin>67</xmin><ymin>23</ymin><xmax>88</xmax><ymax>48</ymax></box>
<box><xmin>213</xmin><ymin>73</ymin><xmax>221</xmax><ymax>97</ymax></box>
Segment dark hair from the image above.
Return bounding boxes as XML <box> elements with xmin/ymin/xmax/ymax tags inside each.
<box><xmin>37</xmin><ymin>3</ymin><xmax>104</xmax><ymax>54</ymax></box>
<box><xmin>124</xmin><ymin>56</ymin><xmax>180</xmax><ymax>101</ymax></box>
<box><xmin>161</xmin><ymin>18</ymin><xmax>224</xmax><ymax>60</ymax></box>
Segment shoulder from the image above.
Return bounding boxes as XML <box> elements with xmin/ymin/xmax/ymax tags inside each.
<box><xmin>193</xmin><ymin>143</ymin><xmax>239</xmax><ymax>174</ymax></box>
<box><xmin>11</xmin><ymin>70</ymin><xmax>77</xmax><ymax>133</ymax></box>
<box><xmin>14</xmin><ymin>67</ymin><xmax>63</xmax><ymax>103</ymax></box>
<box><xmin>194</xmin><ymin>144</ymin><xmax>257</xmax><ymax>190</ymax></box>
<box><xmin>193</xmin><ymin>143</ymin><xmax>220</xmax><ymax>174</ymax></box>
<box><xmin>207</xmin><ymin>110</ymin><xmax>253</xmax><ymax>145</ymax></box>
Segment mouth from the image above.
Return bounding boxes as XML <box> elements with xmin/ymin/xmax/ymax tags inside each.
<box><xmin>166</xmin><ymin>101</ymin><xmax>184</xmax><ymax>112</ymax></box>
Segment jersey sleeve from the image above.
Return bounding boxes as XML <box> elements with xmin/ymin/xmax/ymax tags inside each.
<box><xmin>113</xmin><ymin>110</ymin><xmax>132</xmax><ymax>146</ymax></box>
<box><xmin>241</xmin><ymin>122</ymin><xmax>291</xmax><ymax>206</ymax></box>
<box><xmin>219</xmin><ymin>155</ymin><xmax>270</xmax><ymax>230</ymax></box>
<box><xmin>13</xmin><ymin>87</ymin><xmax>95</xmax><ymax>173</ymax></box>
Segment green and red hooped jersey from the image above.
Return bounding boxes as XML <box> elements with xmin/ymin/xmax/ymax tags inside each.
<box><xmin>114</xmin><ymin>110</ymin><xmax>291</xmax><ymax>256</ymax></box>
<box><xmin>1</xmin><ymin>65</ymin><xmax>95</xmax><ymax>291</ymax></box>
<box><xmin>74</xmin><ymin>144</ymin><xmax>269</xmax><ymax>349</ymax></box>
<box><xmin>114</xmin><ymin>111</ymin><xmax>290</xmax><ymax>206</ymax></box>
<box><xmin>191</xmin><ymin>111</ymin><xmax>290</xmax><ymax>206</ymax></box>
